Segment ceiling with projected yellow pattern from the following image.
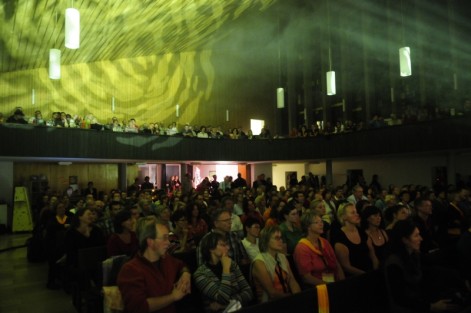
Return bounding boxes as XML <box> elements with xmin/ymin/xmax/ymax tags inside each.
<box><xmin>0</xmin><ymin>0</ymin><xmax>276</xmax><ymax>73</ymax></box>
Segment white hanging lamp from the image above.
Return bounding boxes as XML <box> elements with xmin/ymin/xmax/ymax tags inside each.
<box><xmin>326</xmin><ymin>70</ymin><xmax>336</xmax><ymax>96</ymax></box>
<box><xmin>326</xmin><ymin>44</ymin><xmax>336</xmax><ymax>95</ymax></box>
<box><xmin>399</xmin><ymin>47</ymin><xmax>411</xmax><ymax>77</ymax></box>
<box><xmin>398</xmin><ymin>0</ymin><xmax>411</xmax><ymax>77</ymax></box>
<box><xmin>277</xmin><ymin>88</ymin><xmax>285</xmax><ymax>109</ymax></box>
<box><xmin>326</xmin><ymin>1</ymin><xmax>336</xmax><ymax>96</ymax></box>
<box><xmin>49</xmin><ymin>49</ymin><xmax>61</xmax><ymax>79</ymax></box>
<box><xmin>276</xmin><ymin>14</ymin><xmax>284</xmax><ymax>109</ymax></box>
<box><xmin>65</xmin><ymin>7</ymin><xmax>80</xmax><ymax>49</ymax></box>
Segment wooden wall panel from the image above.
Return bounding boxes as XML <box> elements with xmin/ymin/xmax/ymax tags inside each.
<box><xmin>13</xmin><ymin>163</ymin><xmax>123</xmax><ymax>195</ymax></box>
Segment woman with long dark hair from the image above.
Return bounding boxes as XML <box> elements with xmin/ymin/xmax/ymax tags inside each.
<box><xmin>385</xmin><ymin>219</ymin><xmax>468</xmax><ymax>313</ymax></box>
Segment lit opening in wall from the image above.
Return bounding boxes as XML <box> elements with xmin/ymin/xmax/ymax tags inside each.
<box><xmin>250</xmin><ymin>119</ymin><xmax>265</xmax><ymax>135</ymax></box>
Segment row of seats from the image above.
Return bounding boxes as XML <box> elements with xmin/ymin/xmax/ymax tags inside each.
<box><xmin>73</xmin><ymin>245</ymin><xmax>388</xmax><ymax>313</ymax></box>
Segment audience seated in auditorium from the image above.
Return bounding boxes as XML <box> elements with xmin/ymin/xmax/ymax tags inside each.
<box><xmin>251</xmin><ymin>225</ymin><xmax>301</xmax><ymax>303</ymax></box>
<box><xmin>241</xmin><ymin>218</ymin><xmax>261</xmax><ymax>262</ymax></box>
<box><xmin>196</xmin><ymin>208</ymin><xmax>249</xmax><ymax>267</ymax></box>
<box><xmin>385</xmin><ymin>219</ymin><xmax>470</xmax><ymax>313</ymax></box>
<box><xmin>44</xmin><ymin>201</ymin><xmax>70</xmax><ymax>289</ymax></box>
<box><xmin>309</xmin><ymin>199</ymin><xmax>331</xmax><ymax>239</ymax></box>
<box><xmin>194</xmin><ymin>232</ymin><xmax>253</xmax><ymax>312</ymax></box>
<box><xmin>107</xmin><ymin>209</ymin><xmax>138</xmax><ymax>257</ymax></box>
<box><xmin>240</xmin><ymin>197</ymin><xmax>264</xmax><ymax>228</ymax></box>
<box><xmin>384</xmin><ymin>204</ymin><xmax>410</xmax><ymax>233</ymax></box>
<box><xmin>95</xmin><ymin>201</ymin><xmax>121</xmax><ymax>238</ymax></box>
<box><xmin>347</xmin><ymin>185</ymin><xmax>368</xmax><ymax>205</ymax></box>
<box><xmin>6</xmin><ymin>108</ymin><xmax>28</xmax><ymax>124</ymax></box>
<box><xmin>168</xmin><ymin>209</ymin><xmax>195</xmax><ymax>254</ymax></box>
<box><xmin>279</xmin><ymin>203</ymin><xmax>303</xmax><ymax>256</ymax></box>
<box><xmin>63</xmin><ymin>207</ymin><xmax>106</xmax><ymax>290</ymax></box>
<box><xmin>265</xmin><ymin>200</ymin><xmax>285</xmax><ymax>228</ymax></box>
<box><xmin>294</xmin><ymin>211</ymin><xmax>344</xmax><ymax>288</ymax></box>
<box><xmin>118</xmin><ymin>218</ymin><xmax>191</xmax><ymax>313</ymax></box>
<box><xmin>360</xmin><ymin>206</ymin><xmax>389</xmax><ymax>264</ymax></box>
<box><xmin>333</xmin><ymin>203</ymin><xmax>378</xmax><ymax>277</ymax></box>
<box><xmin>187</xmin><ymin>202</ymin><xmax>208</xmax><ymax>244</ymax></box>
<box><xmin>412</xmin><ymin>198</ymin><xmax>439</xmax><ymax>255</ymax></box>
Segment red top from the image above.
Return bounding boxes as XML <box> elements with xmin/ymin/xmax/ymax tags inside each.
<box><xmin>117</xmin><ymin>253</ymin><xmax>186</xmax><ymax>313</ymax></box>
<box><xmin>107</xmin><ymin>232</ymin><xmax>139</xmax><ymax>257</ymax></box>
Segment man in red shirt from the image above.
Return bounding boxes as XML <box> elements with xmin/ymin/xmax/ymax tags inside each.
<box><xmin>118</xmin><ymin>220</ymin><xmax>191</xmax><ymax>313</ymax></box>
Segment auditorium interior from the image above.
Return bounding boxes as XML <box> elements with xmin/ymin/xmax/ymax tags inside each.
<box><xmin>1</xmin><ymin>0</ymin><xmax>471</xmax><ymax>312</ymax></box>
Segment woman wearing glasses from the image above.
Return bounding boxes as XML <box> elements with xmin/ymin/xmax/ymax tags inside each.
<box><xmin>251</xmin><ymin>225</ymin><xmax>301</xmax><ymax>303</ymax></box>
<box><xmin>294</xmin><ymin>211</ymin><xmax>344</xmax><ymax>288</ymax></box>
<box><xmin>194</xmin><ymin>232</ymin><xmax>253</xmax><ymax>312</ymax></box>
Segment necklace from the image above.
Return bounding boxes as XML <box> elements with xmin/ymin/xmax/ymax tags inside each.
<box><xmin>370</xmin><ymin>228</ymin><xmax>382</xmax><ymax>240</ymax></box>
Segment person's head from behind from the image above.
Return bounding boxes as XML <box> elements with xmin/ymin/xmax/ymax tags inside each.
<box><xmin>199</xmin><ymin>232</ymin><xmax>228</xmax><ymax>264</ymax></box>
<box><xmin>390</xmin><ymin>219</ymin><xmax>422</xmax><ymax>255</ymax></box>
<box><xmin>258</xmin><ymin>225</ymin><xmax>283</xmax><ymax>254</ymax></box>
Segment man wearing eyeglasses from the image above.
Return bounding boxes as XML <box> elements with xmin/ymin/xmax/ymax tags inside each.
<box><xmin>118</xmin><ymin>219</ymin><xmax>191</xmax><ymax>313</ymax></box>
<box><xmin>196</xmin><ymin>208</ymin><xmax>249</xmax><ymax>268</ymax></box>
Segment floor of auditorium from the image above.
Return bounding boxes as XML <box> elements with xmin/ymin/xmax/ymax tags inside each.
<box><xmin>0</xmin><ymin>233</ymin><xmax>75</xmax><ymax>313</ymax></box>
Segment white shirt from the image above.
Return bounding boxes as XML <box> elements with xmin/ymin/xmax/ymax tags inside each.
<box><xmin>242</xmin><ymin>238</ymin><xmax>260</xmax><ymax>262</ymax></box>
<box><xmin>231</xmin><ymin>214</ymin><xmax>244</xmax><ymax>238</ymax></box>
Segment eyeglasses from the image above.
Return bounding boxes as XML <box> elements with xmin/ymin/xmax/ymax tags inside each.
<box><xmin>271</xmin><ymin>236</ymin><xmax>283</xmax><ymax>241</ymax></box>
<box><xmin>250</xmin><ymin>225</ymin><xmax>261</xmax><ymax>229</ymax></box>
<box><xmin>217</xmin><ymin>218</ymin><xmax>232</xmax><ymax>223</ymax></box>
<box><xmin>155</xmin><ymin>234</ymin><xmax>170</xmax><ymax>241</ymax></box>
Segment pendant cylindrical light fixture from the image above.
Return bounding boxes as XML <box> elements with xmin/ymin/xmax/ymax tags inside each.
<box><xmin>276</xmin><ymin>88</ymin><xmax>285</xmax><ymax>109</ymax></box>
<box><xmin>49</xmin><ymin>49</ymin><xmax>61</xmax><ymax>80</ymax></box>
<box><xmin>399</xmin><ymin>47</ymin><xmax>411</xmax><ymax>77</ymax></box>
<box><xmin>65</xmin><ymin>8</ymin><xmax>80</xmax><ymax>49</ymax></box>
<box><xmin>111</xmin><ymin>96</ymin><xmax>115</xmax><ymax>112</ymax></box>
<box><xmin>226</xmin><ymin>110</ymin><xmax>229</xmax><ymax>122</ymax></box>
<box><xmin>32</xmin><ymin>89</ymin><xmax>35</xmax><ymax>105</ymax></box>
<box><xmin>176</xmin><ymin>104</ymin><xmax>180</xmax><ymax>117</ymax></box>
<box><xmin>453</xmin><ymin>73</ymin><xmax>458</xmax><ymax>90</ymax></box>
<box><xmin>326</xmin><ymin>71</ymin><xmax>336</xmax><ymax>96</ymax></box>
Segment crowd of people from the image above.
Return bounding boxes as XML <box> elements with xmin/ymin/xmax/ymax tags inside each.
<box><xmin>1</xmin><ymin>103</ymin><xmax>466</xmax><ymax>140</ymax></box>
<box><xmin>31</xmin><ymin>171</ymin><xmax>471</xmax><ymax>312</ymax></box>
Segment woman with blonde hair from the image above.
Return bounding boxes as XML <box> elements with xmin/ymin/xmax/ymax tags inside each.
<box><xmin>251</xmin><ymin>226</ymin><xmax>301</xmax><ymax>303</ymax></box>
<box><xmin>294</xmin><ymin>211</ymin><xmax>344</xmax><ymax>288</ymax></box>
<box><xmin>333</xmin><ymin>203</ymin><xmax>379</xmax><ymax>277</ymax></box>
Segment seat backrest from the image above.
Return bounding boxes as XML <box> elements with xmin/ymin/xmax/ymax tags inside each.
<box><xmin>102</xmin><ymin>255</ymin><xmax>131</xmax><ymax>286</ymax></box>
